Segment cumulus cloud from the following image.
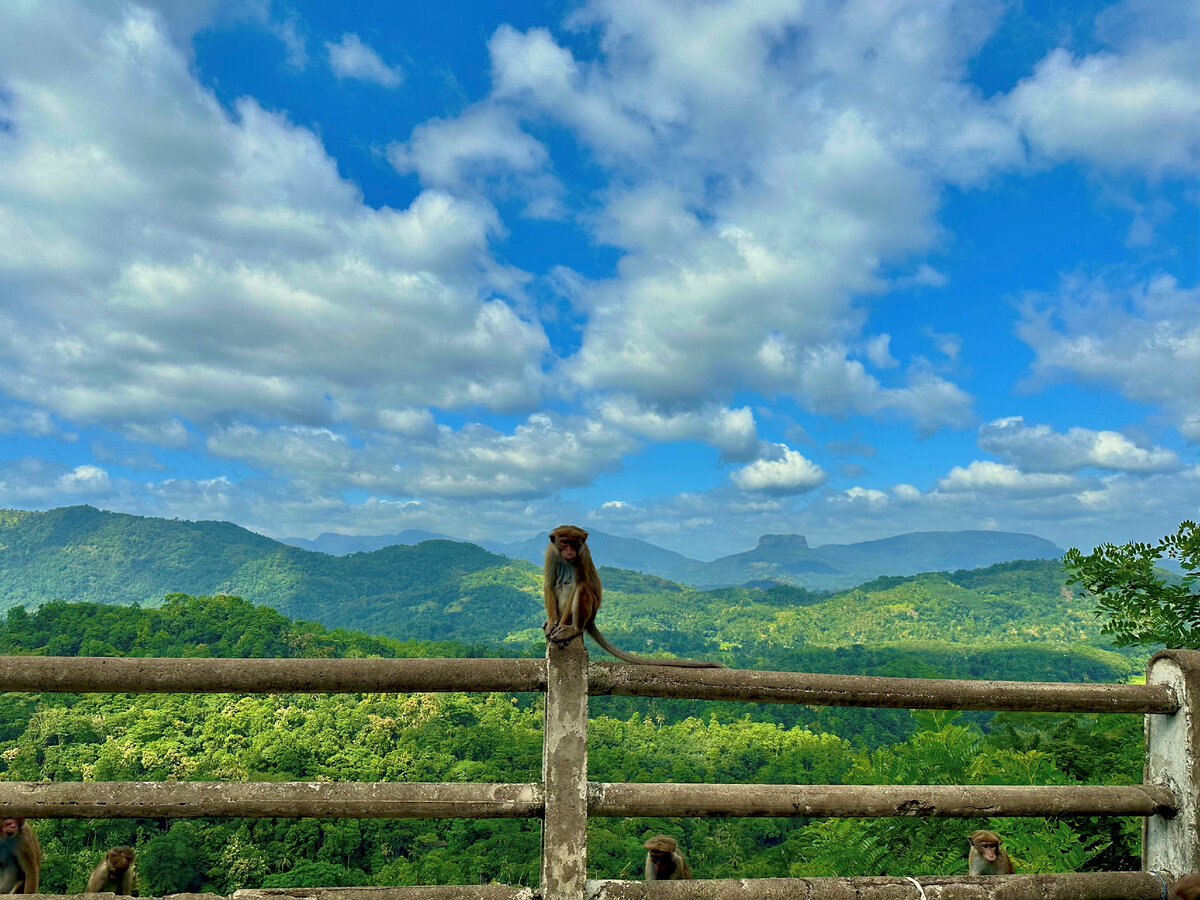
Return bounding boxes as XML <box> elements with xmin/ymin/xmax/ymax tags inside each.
<box><xmin>0</xmin><ymin>4</ymin><xmax>546</xmax><ymax>438</ymax></box>
<box><xmin>0</xmin><ymin>458</ymin><xmax>114</xmax><ymax>505</ymax></box>
<box><xmin>979</xmin><ymin>417</ymin><xmax>1180</xmax><ymax>473</ymax></box>
<box><xmin>936</xmin><ymin>461</ymin><xmax>1080</xmax><ymax>495</ymax></box>
<box><xmin>1017</xmin><ymin>274</ymin><xmax>1200</xmax><ymax>438</ymax></box>
<box><xmin>387</xmin><ymin>105</ymin><xmax>561</xmax><ymax>215</ymax></box>
<box><xmin>0</xmin><ymin>406</ymin><xmax>76</xmax><ymax>440</ymax></box>
<box><xmin>730</xmin><ymin>444</ymin><xmax>827</xmax><ymax>495</ymax></box>
<box><xmin>1006</xmin><ymin>0</ymin><xmax>1199</xmax><ymax>177</ymax></box>
<box><xmin>326</xmin><ymin>33</ymin><xmax>403</xmax><ymax>87</ymax></box>
<box><xmin>478</xmin><ymin>2</ymin><xmax>1009</xmax><ymax>427</ymax></box>
<box><xmin>406</xmin><ymin>413</ymin><xmax>636</xmax><ymax>499</ymax></box>
<box><xmin>596</xmin><ymin>396</ymin><xmax>759</xmax><ymax>461</ymax></box>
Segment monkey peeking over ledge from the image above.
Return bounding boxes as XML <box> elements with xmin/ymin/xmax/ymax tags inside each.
<box><xmin>0</xmin><ymin>817</ymin><xmax>40</xmax><ymax>894</ymax></box>
<box><xmin>543</xmin><ymin>525</ymin><xmax>722</xmax><ymax>668</ymax></box>
<box><xmin>644</xmin><ymin>835</ymin><xmax>692</xmax><ymax>881</ymax></box>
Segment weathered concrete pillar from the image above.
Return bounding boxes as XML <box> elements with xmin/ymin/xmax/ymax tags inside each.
<box><xmin>1144</xmin><ymin>649</ymin><xmax>1200</xmax><ymax>875</ymax></box>
<box><xmin>542</xmin><ymin>639</ymin><xmax>589</xmax><ymax>900</ymax></box>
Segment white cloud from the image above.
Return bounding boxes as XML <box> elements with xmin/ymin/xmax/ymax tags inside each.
<box><xmin>0</xmin><ymin>458</ymin><xmax>115</xmax><ymax>505</ymax></box>
<box><xmin>0</xmin><ymin>406</ymin><xmax>76</xmax><ymax>440</ymax></box>
<box><xmin>864</xmin><ymin>334</ymin><xmax>898</xmax><ymax>369</ymax></box>
<box><xmin>478</xmin><ymin>4</ymin><xmax>1000</xmax><ymax>429</ymax></box>
<box><xmin>936</xmin><ymin>461</ymin><xmax>1079</xmax><ymax>495</ymax></box>
<box><xmin>0</xmin><ymin>4</ymin><xmax>547</xmax><ymax>437</ymax></box>
<box><xmin>407</xmin><ymin>413</ymin><xmax>637</xmax><ymax>500</ymax></box>
<box><xmin>1007</xmin><ymin>32</ymin><xmax>1198</xmax><ymax>176</ymax></box>
<box><xmin>1017</xmin><ymin>274</ymin><xmax>1200</xmax><ymax>438</ymax></box>
<box><xmin>326</xmin><ymin>33</ymin><xmax>402</xmax><ymax>87</ymax></box>
<box><xmin>596</xmin><ymin>396</ymin><xmax>758</xmax><ymax>461</ymax></box>
<box><xmin>387</xmin><ymin>105</ymin><xmax>561</xmax><ymax>216</ymax></box>
<box><xmin>834</xmin><ymin>487</ymin><xmax>889</xmax><ymax>508</ymax></box>
<box><xmin>979</xmin><ymin>416</ymin><xmax>1180</xmax><ymax>473</ymax></box>
<box><xmin>730</xmin><ymin>444</ymin><xmax>827</xmax><ymax>495</ymax></box>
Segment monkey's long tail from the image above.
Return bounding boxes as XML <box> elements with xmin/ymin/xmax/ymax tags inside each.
<box><xmin>586</xmin><ymin>625</ymin><xmax>724</xmax><ymax>668</ymax></box>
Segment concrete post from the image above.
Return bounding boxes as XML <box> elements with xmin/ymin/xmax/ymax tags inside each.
<box><xmin>541</xmin><ymin>639</ymin><xmax>589</xmax><ymax>900</ymax></box>
<box><xmin>1144</xmin><ymin>649</ymin><xmax>1200</xmax><ymax>876</ymax></box>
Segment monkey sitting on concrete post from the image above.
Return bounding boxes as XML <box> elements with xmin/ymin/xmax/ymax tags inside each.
<box><xmin>544</xmin><ymin>524</ymin><xmax>721</xmax><ymax>667</ymax></box>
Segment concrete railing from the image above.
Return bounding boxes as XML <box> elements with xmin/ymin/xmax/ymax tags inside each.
<box><xmin>0</xmin><ymin>647</ymin><xmax>1195</xmax><ymax>900</ymax></box>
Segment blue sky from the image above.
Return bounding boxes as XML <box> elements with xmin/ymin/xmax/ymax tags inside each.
<box><xmin>0</xmin><ymin>0</ymin><xmax>1196</xmax><ymax>560</ymax></box>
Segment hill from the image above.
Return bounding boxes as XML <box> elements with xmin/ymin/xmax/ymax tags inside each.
<box><xmin>278</xmin><ymin>522</ymin><xmax>1060</xmax><ymax>591</ymax></box>
<box><xmin>0</xmin><ymin>506</ymin><xmax>537</xmax><ymax>644</ymax></box>
<box><xmin>450</xmin><ymin>527</ymin><xmax>1061</xmax><ymax>590</ymax></box>
<box><xmin>0</xmin><ymin>507</ymin><xmax>1125</xmax><ymax>678</ymax></box>
<box><xmin>281</xmin><ymin>528</ymin><xmax>457</xmax><ymax>554</ymax></box>
<box><xmin>661</xmin><ymin>530</ymin><xmax>1062</xmax><ymax>589</ymax></box>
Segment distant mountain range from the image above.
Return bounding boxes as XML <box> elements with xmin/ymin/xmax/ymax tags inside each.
<box><xmin>0</xmin><ymin>506</ymin><xmax>1112</xmax><ymax>679</ymax></box>
<box><xmin>285</xmin><ymin>525</ymin><xmax>1061</xmax><ymax>590</ymax></box>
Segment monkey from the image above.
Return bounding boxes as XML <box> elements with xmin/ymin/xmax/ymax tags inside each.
<box><xmin>543</xmin><ymin>525</ymin><xmax>722</xmax><ymax>668</ymax></box>
<box><xmin>87</xmin><ymin>846</ymin><xmax>137</xmax><ymax>895</ymax></box>
<box><xmin>0</xmin><ymin>818</ymin><xmax>40</xmax><ymax>894</ymax></box>
<box><xmin>1169</xmin><ymin>874</ymin><xmax>1200</xmax><ymax>900</ymax></box>
<box><xmin>643</xmin><ymin>834</ymin><xmax>692</xmax><ymax>881</ymax></box>
<box><xmin>967</xmin><ymin>829</ymin><xmax>1013</xmax><ymax>875</ymax></box>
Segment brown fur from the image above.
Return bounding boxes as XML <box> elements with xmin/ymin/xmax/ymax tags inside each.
<box><xmin>0</xmin><ymin>818</ymin><xmax>40</xmax><ymax>894</ymax></box>
<box><xmin>87</xmin><ymin>846</ymin><xmax>137</xmax><ymax>895</ymax></box>
<box><xmin>543</xmin><ymin>525</ymin><xmax>721</xmax><ymax>668</ymax></box>
<box><xmin>643</xmin><ymin>835</ymin><xmax>692</xmax><ymax>881</ymax></box>
<box><xmin>968</xmin><ymin>829</ymin><xmax>1013</xmax><ymax>875</ymax></box>
<box><xmin>1169</xmin><ymin>874</ymin><xmax>1200</xmax><ymax>900</ymax></box>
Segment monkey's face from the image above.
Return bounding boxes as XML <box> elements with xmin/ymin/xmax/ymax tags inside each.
<box><xmin>971</xmin><ymin>831</ymin><xmax>1001</xmax><ymax>862</ymax></box>
<box><xmin>0</xmin><ymin>820</ymin><xmax>18</xmax><ymax>838</ymax></box>
<box><xmin>649</xmin><ymin>850</ymin><xmax>673</xmax><ymax>872</ymax></box>
<box><xmin>550</xmin><ymin>527</ymin><xmax>587</xmax><ymax>562</ymax></box>
<box><xmin>108</xmin><ymin>851</ymin><xmax>133</xmax><ymax>871</ymax></box>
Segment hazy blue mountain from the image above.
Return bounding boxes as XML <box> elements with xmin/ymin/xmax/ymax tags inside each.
<box><xmin>812</xmin><ymin>531</ymin><xmax>1062</xmax><ymax>584</ymax></box>
<box><xmin>485</xmin><ymin>527</ymin><xmax>1060</xmax><ymax>590</ymax></box>
<box><xmin>282</xmin><ymin>529</ymin><xmax>456</xmax><ymax>555</ymax></box>
<box><xmin>483</xmin><ymin>530</ymin><xmax>695</xmax><ymax>573</ymax></box>
<box><xmin>662</xmin><ymin>530</ymin><xmax>1062</xmax><ymax>589</ymax></box>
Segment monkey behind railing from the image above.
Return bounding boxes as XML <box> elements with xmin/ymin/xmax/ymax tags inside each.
<box><xmin>543</xmin><ymin>525</ymin><xmax>722</xmax><ymax>668</ymax></box>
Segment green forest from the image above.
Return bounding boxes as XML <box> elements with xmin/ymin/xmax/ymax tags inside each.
<box><xmin>0</xmin><ymin>595</ymin><xmax>1148</xmax><ymax>893</ymax></box>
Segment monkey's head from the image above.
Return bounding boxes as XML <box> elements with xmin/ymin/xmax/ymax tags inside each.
<box><xmin>107</xmin><ymin>847</ymin><xmax>134</xmax><ymax>870</ymax></box>
<box><xmin>0</xmin><ymin>818</ymin><xmax>21</xmax><ymax>837</ymax></box>
<box><xmin>969</xmin><ymin>830</ymin><xmax>1002</xmax><ymax>863</ymax></box>
<box><xmin>549</xmin><ymin>525</ymin><xmax>589</xmax><ymax>563</ymax></box>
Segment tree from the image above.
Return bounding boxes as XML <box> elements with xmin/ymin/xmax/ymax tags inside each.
<box><xmin>1063</xmin><ymin>521</ymin><xmax>1199</xmax><ymax>649</ymax></box>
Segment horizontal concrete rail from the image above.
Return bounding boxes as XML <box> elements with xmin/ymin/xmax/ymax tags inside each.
<box><xmin>587</xmin><ymin>872</ymin><xmax>1180</xmax><ymax>900</ymax></box>
<box><xmin>0</xmin><ymin>656</ymin><xmax>545</xmax><ymax>694</ymax></box>
<box><xmin>589</xmin><ymin>782</ymin><xmax>1178</xmax><ymax>818</ymax></box>
<box><xmin>19</xmin><ymin>872</ymin><xmax>1184</xmax><ymax>900</ymax></box>
<box><xmin>40</xmin><ymin>890</ymin><xmax>537</xmax><ymax>900</ymax></box>
<box><xmin>590</xmin><ymin>663</ymin><xmax>1180</xmax><ymax>713</ymax></box>
<box><xmin>0</xmin><ymin>781</ymin><xmax>543</xmax><ymax>819</ymax></box>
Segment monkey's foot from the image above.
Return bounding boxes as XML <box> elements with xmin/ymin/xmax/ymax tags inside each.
<box><xmin>547</xmin><ymin>625</ymin><xmax>583</xmax><ymax>646</ymax></box>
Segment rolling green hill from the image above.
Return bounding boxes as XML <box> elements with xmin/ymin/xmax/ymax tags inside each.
<box><xmin>0</xmin><ymin>506</ymin><xmax>1142</xmax><ymax>686</ymax></box>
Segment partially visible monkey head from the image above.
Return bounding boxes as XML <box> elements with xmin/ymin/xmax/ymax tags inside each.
<box><xmin>0</xmin><ymin>819</ymin><xmax>22</xmax><ymax>838</ymax></box>
<box><xmin>969</xmin><ymin>830</ymin><xmax>1002</xmax><ymax>862</ymax></box>
<box><xmin>1170</xmin><ymin>874</ymin><xmax>1200</xmax><ymax>900</ymax></box>
<box><xmin>644</xmin><ymin>835</ymin><xmax>678</xmax><ymax>855</ymax></box>
<box><xmin>549</xmin><ymin>525</ymin><xmax>589</xmax><ymax>563</ymax></box>
<box><xmin>106</xmin><ymin>847</ymin><xmax>134</xmax><ymax>871</ymax></box>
